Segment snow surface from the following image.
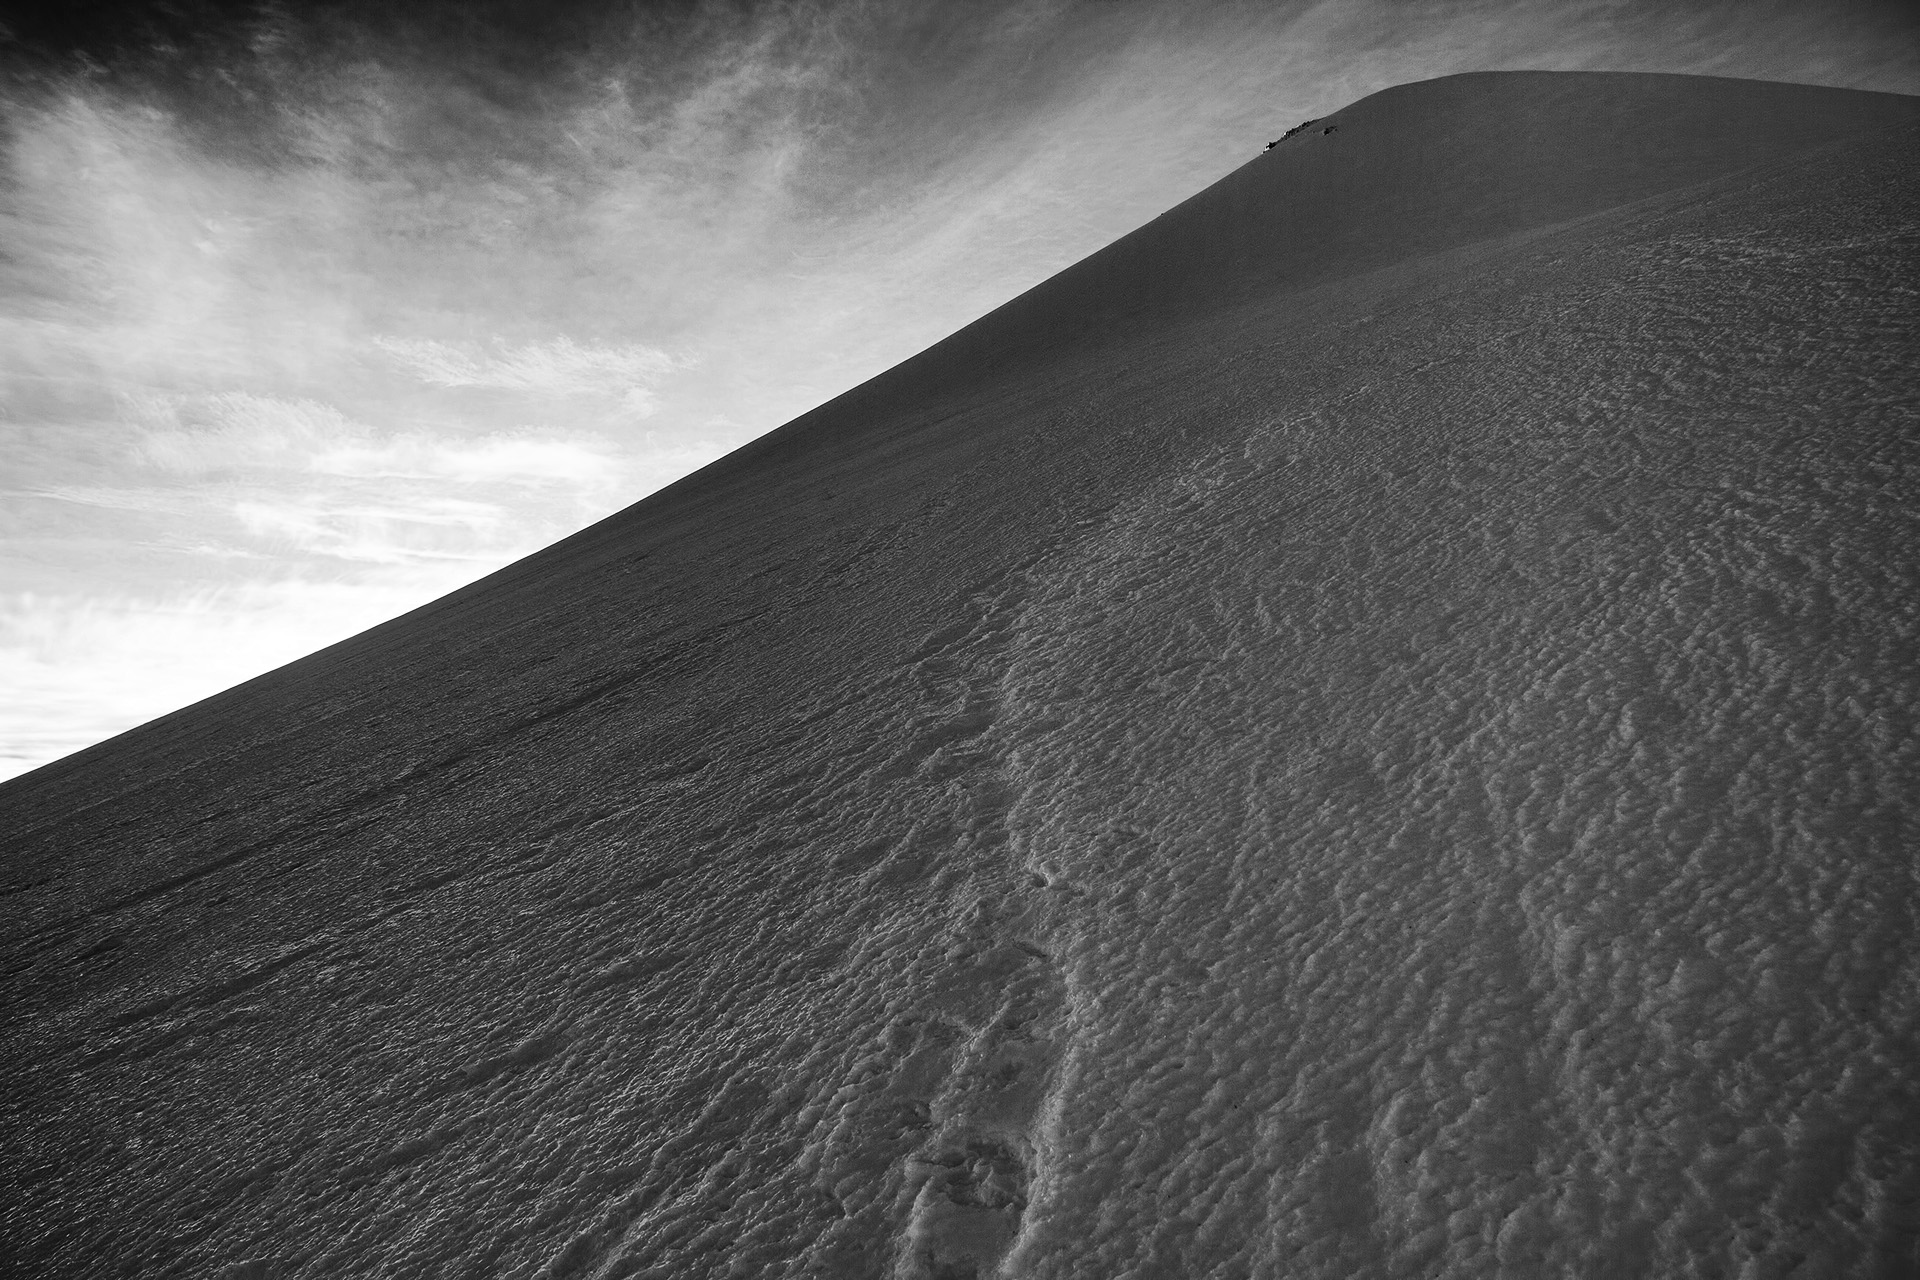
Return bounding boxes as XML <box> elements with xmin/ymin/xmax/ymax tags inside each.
<box><xmin>4</xmin><ymin>72</ymin><xmax>1919</xmax><ymax>1278</ymax></box>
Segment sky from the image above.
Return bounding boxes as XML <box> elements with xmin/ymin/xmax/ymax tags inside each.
<box><xmin>2</xmin><ymin>0</ymin><xmax>1916</xmax><ymax>782</ymax></box>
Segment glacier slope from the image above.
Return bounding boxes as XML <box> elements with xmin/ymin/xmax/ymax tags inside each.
<box><xmin>2</xmin><ymin>73</ymin><xmax>1918</xmax><ymax>1279</ymax></box>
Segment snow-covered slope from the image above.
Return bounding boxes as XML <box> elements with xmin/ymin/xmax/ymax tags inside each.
<box><xmin>4</xmin><ymin>72</ymin><xmax>1919</xmax><ymax>1279</ymax></box>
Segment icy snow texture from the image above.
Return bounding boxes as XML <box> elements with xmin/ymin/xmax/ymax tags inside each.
<box><xmin>4</xmin><ymin>73</ymin><xmax>1919</xmax><ymax>1278</ymax></box>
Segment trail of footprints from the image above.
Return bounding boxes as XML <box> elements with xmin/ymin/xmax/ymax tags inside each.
<box><xmin>809</xmin><ymin>563</ymin><xmax>1073</xmax><ymax>1279</ymax></box>
<box><xmin>901</xmin><ymin>925</ymin><xmax>1066</xmax><ymax>1280</ymax></box>
<box><xmin>808</xmin><ymin>922</ymin><xmax>1069</xmax><ymax>1280</ymax></box>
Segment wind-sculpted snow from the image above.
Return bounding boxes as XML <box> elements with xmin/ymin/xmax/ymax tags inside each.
<box><xmin>3</xmin><ymin>74</ymin><xmax>1918</xmax><ymax>1278</ymax></box>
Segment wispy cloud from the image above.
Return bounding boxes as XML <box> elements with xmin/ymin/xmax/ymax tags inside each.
<box><xmin>372</xmin><ymin>336</ymin><xmax>677</xmax><ymax>416</ymax></box>
<box><xmin>129</xmin><ymin>391</ymin><xmax>627</xmax><ymax>484</ymax></box>
<box><xmin>229</xmin><ymin>495</ymin><xmax>506</xmax><ymax>564</ymax></box>
<box><xmin>115</xmin><ymin>392</ymin><xmax>635</xmax><ymax>572</ymax></box>
<box><xmin>309</xmin><ymin>435</ymin><xmax>627</xmax><ymax>484</ymax></box>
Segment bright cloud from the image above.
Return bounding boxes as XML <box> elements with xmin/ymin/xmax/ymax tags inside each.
<box><xmin>131</xmin><ymin>391</ymin><xmax>627</xmax><ymax>485</ymax></box>
<box><xmin>312</xmin><ymin>435</ymin><xmax>623</xmax><ymax>484</ymax></box>
<box><xmin>229</xmin><ymin>495</ymin><xmax>507</xmax><ymax>563</ymax></box>
<box><xmin>373</xmin><ymin>336</ymin><xmax>678</xmax><ymax>413</ymax></box>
